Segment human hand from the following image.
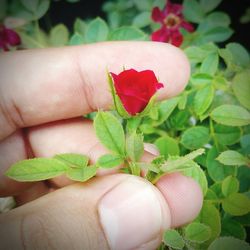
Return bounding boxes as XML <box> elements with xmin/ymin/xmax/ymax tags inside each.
<box><xmin>0</xmin><ymin>42</ymin><xmax>203</xmax><ymax>249</ymax></box>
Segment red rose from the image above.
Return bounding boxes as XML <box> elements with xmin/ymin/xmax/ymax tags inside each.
<box><xmin>110</xmin><ymin>69</ymin><xmax>164</xmax><ymax>115</ymax></box>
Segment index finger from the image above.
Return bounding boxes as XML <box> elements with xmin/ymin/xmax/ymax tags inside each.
<box><xmin>0</xmin><ymin>41</ymin><xmax>190</xmax><ymax>140</ymax></box>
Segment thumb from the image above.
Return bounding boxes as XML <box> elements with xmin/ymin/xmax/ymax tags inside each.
<box><xmin>0</xmin><ymin>174</ymin><xmax>202</xmax><ymax>250</ymax></box>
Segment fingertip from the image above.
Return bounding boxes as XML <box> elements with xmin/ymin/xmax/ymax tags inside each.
<box><xmin>156</xmin><ymin>173</ymin><xmax>203</xmax><ymax>228</ymax></box>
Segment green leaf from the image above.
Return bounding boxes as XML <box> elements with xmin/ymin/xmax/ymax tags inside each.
<box><xmin>202</xmin><ymin>27</ymin><xmax>233</xmax><ymax>43</ymax></box>
<box><xmin>109</xmin><ymin>26</ymin><xmax>146</xmax><ymax>41</ymax></box>
<box><xmin>217</xmin><ymin>150</ymin><xmax>249</xmax><ymax>166</ymax></box>
<box><xmin>222</xmin><ymin>176</ymin><xmax>240</xmax><ymax>197</ymax></box>
<box><xmin>214</xmin><ymin>125</ymin><xmax>241</xmax><ymax>146</ymax></box>
<box><xmin>66</xmin><ymin>166</ymin><xmax>97</xmax><ymax>182</ymax></box>
<box><xmin>0</xmin><ymin>0</ymin><xmax>7</xmax><ymax>19</ymax></box>
<box><xmin>222</xmin><ymin>193</ymin><xmax>250</xmax><ymax>216</ymax></box>
<box><xmin>190</xmin><ymin>73</ymin><xmax>213</xmax><ymax>86</ymax></box>
<box><xmin>206</xmin><ymin>147</ymin><xmax>236</xmax><ymax>182</ymax></box>
<box><xmin>241</xmin><ymin>134</ymin><xmax>250</xmax><ymax>154</ymax></box>
<box><xmin>126</xmin><ymin>132</ymin><xmax>144</xmax><ymax>161</ymax></box>
<box><xmin>181</xmin><ymin>126</ymin><xmax>210</xmax><ymax>150</ymax></box>
<box><xmin>32</xmin><ymin>0</ymin><xmax>50</xmax><ymax>20</ymax></box>
<box><xmin>200</xmin><ymin>0</ymin><xmax>222</xmax><ymax>13</ymax></box>
<box><xmin>94</xmin><ymin>112</ymin><xmax>125</xmax><ymax>156</ymax></box>
<box><xmin>69</xmin><ymin>33</ymin><xmax>84</xmax><ymax>46</ymax></box>
<box><xmin>200</xmin><ymin>53</ymin><xmax>219</xmax><ymax>75</ymax></box>
<box><xmin>184</xmin><ymin>222</ymin><xmax>211</xmax><ymax>243</ymax></box>
<box><xmin>160</xmin><ymin>148</ymin><xmax>205</xmax><ymax>172</ymax></box>
<box><xmin>226</xmin><ymin>43</ymin><xmax>250</xmax><ymax>68</ymax></box>
<box><xmin>197</xmin><ymin>12</ymin><xmax>231</xmax><ymax>32</ymax></box>
<box><xmin>154</xmin><ymin>97</ymin><xmax>180</xmax><ymax>126</ymax></box>
<box><xmin>54</xmin><ymin>153</ymin><xmax>88</xmax><ymax>168</ymax></box>
<box><xmin>208</xmin><ymin>237</ymin><xmax>250</xmax><ymax>250</ymax></box>
<box><xmin>5</xmin><ymin>158</ymin><xmax>69</xmax><ymax>181</ymax></box>
<box><xmin>184</xmin><ymin>46</ymin><xmax>211</xmax><ymax>64</ymax></box>
<box><xmin>49</xmin><ymin>24</ymin><xmax>69</xmax><ymax>47</ymax></box>
<box><xmin>97</xmin><ymin>154</ymin><xmax>123</xmax><ymax>168</ymax></box>
<box><xmin>132</xmin><ymin>11</ymin><xmax>151</xmax><ymax>28</ymax></box>
<box><xmin>134</xmin><ymin>0</ymin><xmax>153</xmax><ymax>11</ymax></box>
<box><xmin>194</xmin><ymin>85</ymin><xmax>214</xmax><ymax>116</ymax></box>
<box><xmin>221</xmin><ymin>219</ymin><xmax>246</xmax><ymax>240</ymax></box>
<box><xmin>20</xmin><ymin>0</ymin><xmax>39</xmax><ymax>12</ymax></box>
<box><xmin>155</xmin><ymin>136</ymin><xmax>180</xmax><ymax>158</ymax></box>
<box><xmin>74</xmin><ymin>18</ymin><xmax>86</xmax><ymax>36</ymax></box>
<box><xmin>183</xmin><ymin>0</ymin><xmax>205</xmax><ymax>23</ymax></box>
<box><xmin>210</xmin><ymin>105</ymin><xmax>250</xmax><ymax>126</ymax></box>
<box><xmin>180</xmin><ymin>161</ymin><xmax>208</xmax><ymax>195</ymax></box>
<box><xmin>163</xmin><ymin>229</ymin><xmax>185</xmax><ymax>250</ymax></box>
<box><xmin>85</xmin><ymin>17</ymin><xmax>109</xmax><ymax>43</ymax></box>
<box><xmin>232</xmin><ymin>70</ymin><xmax>250</xmax><ymax>110</ymax></box>
<box><xmin>197</xmin><ymin>203</ymin><xmax>221</xmax><ymax>245</ymax></box>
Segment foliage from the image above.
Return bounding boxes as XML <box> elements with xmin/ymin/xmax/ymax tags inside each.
<box><xmin>1</xmin><ymin>0</ymin><xmax>250</xmax><ymax>249</ymax></box>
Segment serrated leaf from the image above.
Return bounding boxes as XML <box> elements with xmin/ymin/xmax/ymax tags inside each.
<box><xmin>183</xmin><ymin>0</ymin><xmax>205</xmax><ymax>23</ymax></box>
<box><xmin>109</xmin><ymin>26</ymin><xmax>146</xmax><ymax>41</ymax></box>
<box><xmin>232</xmin><ymin>70</ymin><xmax>250</xmax><ymax>110</ymax></box>
<box><xmin>69</xmin><ymin>33</ymin><xmax>84</xmax><ymax>45</ymax></box>
<box><xmin>200</xmin><ymin>53</ymin><xmax>219</xmax><ymax>76</ymax></box>
<box><xmin>214</xmin><ymin>125</ymin><xmax>241</xmax><ymax>146</ymax></box>
<box><xmin>126</xmin><ymin>132</ymin><xmax>144</xmax><ymax>161</ymax></box>
<box><xmin>180</xmin><ymin>161</ymin><xmax>208</xmax><ymax>195</ymax></box>
<box><xmin>221</xmin><ymin>219</ymin><xmax>246</xmax><ymax>240</ymax></box>
<box><xmin>20</xmin><ymin>0</ymin><xmax>39</xmax><ymax>12</ymax></box>
<box><xmin>181</xmin><ymin>126</ymin><xmax>210</xmax><ymax>150</ymax></box>
<box><xmin>160</xmin><ymin>148</ymin><xmax>205</xmax><ymax>172</ymax></box>
<box><xmin>210</xmin><ymin>105</ymin><xmax>250</xmax><ymax>126</ymax></box>
<box><xmin>132</xmin><ymin>11</ymin><xmax>151</xmax><ymax>28</ymax></box>
<box><xmin>197</xmin><ymin>203</ymin><xmax>221</xmax><ymax>245</ymax></box>
<box><xmin>202</xmin><ymin>27</ymin><xmax>233</xmax><ymax>43</ymax></box>
<box><xmin>5</xmin><ymin>158</ymin><xmax>69</xmax><ymax>181</ymax></box>
<box><xmin>94</xmin><ymin>111</ymin><xmax>125</xmax><ymax>156</ymax></box>
<box><xmin>217</xmin><ymin>150</ymin><xmax>249</xmax><ymax>166</ymax></box>
<box><xmin>222</xmin><ymin>193</ymin><xmax>250</xmax><ymax>216</ymax></box>
<box><xmin>49</xmin><ymin>24</ymin><xmax>69</xmax><ymax>47</ymax></box>
<box><xmin>184</xmin><ymin>222</ymin><xmax>211</xmax><ymax>243</ymax></box>
<box><xmin>200</xmin><ymin>0</ymin><xmax>222</xmax><ymax>13</ymax></box>
<box><xmin>163</xmin><ymin>229</ymin><xmax>185</xmax><ymax>249</ymax></box>
<box><xmin>208</xmin><ymin>237</ymin><xmax>250</xmax><ymax>250</ymax></box>
<box><xmin>226</xmin><ymin>43</ymin><xmax>250</xmax><ymax>68</ymax></box>
<box><xmin>222</xmin><ymin>176</ymin><xmax>239</xmax><ymax>197</ymax></box>
<box><xmin>54</xmin><ymin>153</ymin><xmax>88</xmax><ymax>168</ymax></box>
<box><xmin>66</xmin><ymin>166</ymin><xmax>97</xmax><ymax>182</ymax></box>
<box><xmin>154</xmin><ymin>136</ymin><xmax>180</xmax><ymax>159</ymax></box>
<box><xmin>74</xmin><ymin>18</ymin><xmax>86</xmax><ymax>35</ymax></box>
<box><xmin>97</xmin><ymin>154</ymin><xmax>123</xmax><ymax>168</ymax></box>
<box><xmin>154</xmin><ymin>97</ymin><xmax>180</xmax><ymax>126</ymax></box>
<box><xmin>85</xmin><ymin>17</ymin><xmax>109</xmax><ymax>43</ymax></box>
<box><xmin>194</xmin><ymin>85</ymin><xmax>214</xmax><ymax>116</ymax></box>
<box><xmin>206</xmin><ymin>147</ymin><xmax>236</xmax><ymax>182</ymax></box>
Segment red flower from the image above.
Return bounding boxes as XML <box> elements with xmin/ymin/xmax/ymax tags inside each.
<box><xmin>0</xmin><ymin>24</ymin><xmax>21</xmax><ymax>51</ymax></box>
<box><xmin>110</xmin><ymin>69</ymin><xmax>164</xmax><ymax>116</ymax></box>
<box><xmin>151</xmin><ymin>0</ymin><xmax>194</xmax><ymax>47</ymax></box>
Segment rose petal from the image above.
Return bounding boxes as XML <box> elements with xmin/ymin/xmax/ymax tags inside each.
<box><xmin>181</xmin><ymin>21</ymin><xmax>194</xmax><ymax>32</ymax></box>
<box><xmin>151</xmin><ymin>7</ymin><xmax>165</xmax><ymax>23</ymax></box>
<box><xmin>151</xmin><ymin>27</ymin><xmax>170</xmax><ymax>42</ymax></box>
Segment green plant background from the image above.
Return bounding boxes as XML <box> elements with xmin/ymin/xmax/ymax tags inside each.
<box><xmin>1</xmin><ymin>0</ymin><xmax>250</xmax><ymax>249</ymax></box>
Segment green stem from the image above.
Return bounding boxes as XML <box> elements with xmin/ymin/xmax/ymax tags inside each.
<box><xmin>209</xmin><ymin>119</ymin><xmax>219</xmax><ymax>150</ymax></box>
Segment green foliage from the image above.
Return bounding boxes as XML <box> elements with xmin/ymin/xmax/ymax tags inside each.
<box><xmin>94</xmin><ymin>112</ymin><xmax>126</xmax><ymax>156</ymax></box>
<box><xmin>208</xmin><ymin>237</ymin><xmax>250</xmax><ymax>250</ymax></box>
<box><xmin>5</xmin><ymin>158</ymin><xmax>70</xmax><ymax>181</ymax></box>
<box><xmin>2</xmin><ymin>0</ymin><xmax>250</xmax><ymax>248</ymax></box>
<box><xmin>163</xmin><ymin>229</ymin><xmax>185</xmax><ymax>249</ymax></box>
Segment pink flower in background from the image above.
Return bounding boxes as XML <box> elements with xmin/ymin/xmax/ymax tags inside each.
<box><xmin>151</xmin><ymin>0</ymin><xmax>194</xmax><ymax>47</ymax></box>
<box><xmin>0</xmin><ymin>24</ymin><xmax>21</xmax><ymax>51</ymax></box>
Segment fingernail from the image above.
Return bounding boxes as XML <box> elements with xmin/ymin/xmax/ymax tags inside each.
<box><xmin>98</xmin><ymin>176</ymin><xmax>171</xmax><ymax>250</ymax></box>
<box><xmin>144</xmin><ymin>143</ymin><xmax>159</xmax><ymax>156</ymax></box>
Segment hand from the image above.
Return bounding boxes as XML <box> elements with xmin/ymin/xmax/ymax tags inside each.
<box><xmin>0</xmin><ymin>42</ymin><xmax>203</xmax><ymax>250</ymax></box>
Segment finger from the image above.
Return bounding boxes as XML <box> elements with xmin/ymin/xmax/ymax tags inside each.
<box><xmin>0</xmin><ymin>173</ymin><xmax>202</xmax><ymax>250</ymax></box>
<box><xmin>0</xmin><ymin>41</ymin><xmax>190</xmax><ymax>140</ymax></box>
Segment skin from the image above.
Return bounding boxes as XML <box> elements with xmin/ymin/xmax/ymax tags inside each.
<box><xmin>0</xmin><ymin>41</ymin><xmax>203</xmax><ymax>250</ymax></box>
